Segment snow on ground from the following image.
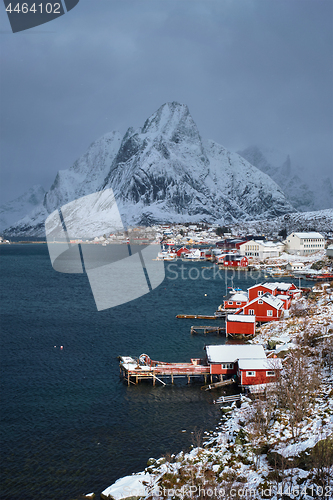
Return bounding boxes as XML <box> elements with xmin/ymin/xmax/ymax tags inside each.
<box><xmin>266</xmin><ymin>249</ymin><xmax>327</xmax><ymax>265</ymax></box>
<box><xmin>101</xmin><ymin>285</ymin><xmax>333</xmax><ymax>500</ymax></box>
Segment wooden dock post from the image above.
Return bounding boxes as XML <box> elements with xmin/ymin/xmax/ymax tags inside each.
<box><xmin>171</xmin><ymin>373</ymin><xmax>174</xmax><ymax>384</ymax></box>
<box><xmin>204</xmin><ymin>374</ymin><xmax>207</xmax><ymax>384</ymax></box>
<box><xmin>153</xmin><ymin>374</ymin><xmax>156</xmax><ymax>386</ymax></box>
<box><xmin>127</xmin><ymin>373</ymin><xmax>130</xmax><ymax>386</ymax></box>
<box><xmin>187</xmin><ymin>375</ymin><xmax>190</xmax><ymax>384</ymax></box>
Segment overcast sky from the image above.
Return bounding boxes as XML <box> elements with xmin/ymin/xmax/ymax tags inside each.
<box><xmin>0</xmin><ymin>0</ymin><xmax>332</xmax><ymax>204</ymax></box>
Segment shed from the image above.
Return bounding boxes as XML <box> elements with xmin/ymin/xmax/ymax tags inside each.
<box><xmin>226</xmin><ymin>314</ymin><xmax>256</xmax><ymax>336</ymax></box>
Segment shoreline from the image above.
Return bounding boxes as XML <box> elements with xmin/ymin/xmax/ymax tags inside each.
<box><xmin>99</xmin><ymin>283</ymin><xmax>333</xmax><ymax>500</ymax></box>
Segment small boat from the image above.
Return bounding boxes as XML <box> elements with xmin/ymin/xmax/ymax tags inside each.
<box><xmin>228</xmin><ymin>287</ymin><xmax>243</xmax><ymax>294</ymax></box>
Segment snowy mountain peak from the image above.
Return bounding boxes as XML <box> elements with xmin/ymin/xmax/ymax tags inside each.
<box><xmin>4</xmin><ymin>103</ymin><xmax>296</xmax><ymax>236</ymax></box>
<box><xmin>141</xmin><ymin>102</ymin><xmax>192</xmax><ymax>138</ymax></box>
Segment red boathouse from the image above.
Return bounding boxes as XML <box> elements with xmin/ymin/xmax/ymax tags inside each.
<box><xmin>226</xmin><ymin>314</ymin><xmax>256</xmax><ymax>337</ymax></box>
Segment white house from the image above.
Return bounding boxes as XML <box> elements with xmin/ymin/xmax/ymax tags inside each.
<box><xmin>286</xmin><ymin>262</ymin><xmax>305</xmax><ymax>272</ymax></box>
<box><xmin>285</xmin><ymin>232</ymin><xmax>325</xmax><ymax>256</ymax></box>
<box><xmin>239</xmin><ymin>240</ymin><xmax>285</xmax><ymax>259</ymax></box>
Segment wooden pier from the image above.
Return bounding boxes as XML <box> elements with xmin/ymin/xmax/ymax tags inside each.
<box><xmin>119</xmin><ymin>355</ymin><xmax>212</xmax><ymax>386</ymax></box>
<box><xmin>176</xmin><ymin>314</ymin><xmax>221</xmax><ymax>320</ymax></box>
<box><xmin>190</xmin><ymin>325</ymin><xmax>225</xmax><ymax>335</ymax></box>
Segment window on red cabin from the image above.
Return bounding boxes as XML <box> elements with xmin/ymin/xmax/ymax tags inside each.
<box><xmin>249</xmin><ymin>310</ymin><xmax>255</xmax><ymax>315</ymax></box>
<box><xmin>258</xmin><ymin>291</ymin><xmax>263</xmax><ymax>296</ymax></box>
<box><xmin>246</xmin><ymin>371</ymin><xmax>256</xmax><ymax>376</ymax></box>
<box><xmin>267</xmin><ymin>310</ymin><xmax>273</xmax><ymax>316</ymax></box>
<box><xmin>228</xmin><ymin>301</ymin><xmax>233</xmax><ymax>305</ymax></box>
<box><xmin>258</xmin><ymin>300</ymin><xmax>263</xmax><ymax>304</ymax></box>
<box><xmin>266</xmin><ymin>371</ymin><xmax>275</xmax><ymax>376</ymax></box>
<box><xmin>236</xmin><ymin>302</ymin><xmax>241</xmax><ymax>305</ymax></box>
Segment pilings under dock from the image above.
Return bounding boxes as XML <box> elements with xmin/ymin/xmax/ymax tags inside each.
<box><xmin>119</xmin><ymin>356</ymin><xmax>213</xmax><ymax>386</ymax></box>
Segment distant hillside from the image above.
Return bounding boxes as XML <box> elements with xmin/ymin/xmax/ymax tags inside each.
<box><xmin>238</xmin><ymin>145</ymin><xmax>333</xmax><ymax>212</ymax></box>
<box><xmin>229</xmin><ymin>208</ymin><xmax>333</xmax><ymax>235</ymax></box>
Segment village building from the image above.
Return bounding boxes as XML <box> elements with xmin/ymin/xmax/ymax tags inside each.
<box><xmin>217</xmin><ymin>253</ymin><xmax>248</xmax><ymax>267</ymax></box>
<box><xmin>285</xmin><ymin>232</ymin><xmax>325</xmax><ymax>255</ymax></box>
<box><xmin>225</xmin><ymin>314</ymin><xmax>256</xmax><ymax>337</ymax></box>
<box><xmin>238</xmin><ymin>239</ymin><xmax>285</xmax><ymax>259</ymax></box>
<box><xmin>223</xmin><ymin>292</ymin><xmax>248</xmax><ymax>310</ymax></box>
<box><xmin>235</xmin><ymin>292</ymin><xmax>284</xmax><ymax>323</ymax></box>
<box><xmin>286</xmin><ymin>262</ymin><xmax>305</xmax><ymax>272</ymax></box>
<box><xmin>237</xmin><ymin>358</ymin><xmax>282</xmax><ymax>388</ymax></box>
<box><xmin>176</xmin><ymin>246</ymin><xmax>191</xmax><ymax>258</ymax></box>
<box><xmin>247</xmin><ymin>282</ymin><xmax>298</xmax><ymax>302</ymax></box>
<box><xmin>205</xmin><ymin>344</ymin><xmax>266</xmax><ymax>376</ymax></box>
<box><xmin>247</xmin><ymin>282</ymin><xmax>279</xmax><ymax>301</ymax></box>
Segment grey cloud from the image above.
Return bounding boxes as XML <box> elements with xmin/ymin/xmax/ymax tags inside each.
<box><xmin>0</xmin><ymin>0</ymin><xmax>332</xmax><ymax>203</ymax></box>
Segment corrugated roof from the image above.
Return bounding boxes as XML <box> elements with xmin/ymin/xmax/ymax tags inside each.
<box><xmin>205</xmin><ymin>344</ymin><xmax>265</xmax><ymax>363</ymax></box>
<box><xmin>238</xmin><ymin>358</ymin><xmax>282</xmax><ymax>370</ymax></box>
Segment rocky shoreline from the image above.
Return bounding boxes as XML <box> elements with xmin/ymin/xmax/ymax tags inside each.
<box><xmin>99</xmin><ymin>283</ymin><xmax>333</xmax><ymax>500</ymax></box>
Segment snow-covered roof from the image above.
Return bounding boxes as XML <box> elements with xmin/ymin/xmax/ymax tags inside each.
<box><xmin>205</xmin><ymin>344</ymin><xmax>265</xmax><ymax>363</ymax></box>
<box><xmin>261</xmin><ymin>293</ymin><xmax>284</xmax><ymax>309</ymax></box>
<box><xmin>262</xmin><ymin>282</ymin><xmax>293</xmax><ymax>291</ymax></box>
<box><xmin>238</xmin><ymin>358</ymin><xmax>282</xmax><ymax>370</ymax></box>
<box><xmin>290</xmin><ymin>232</ymin><xmax>324</xmax><ymax>239</ymax></box>
<box><xmin>277</xmin><ymin>295</ymin><xmax>290</xmax><ymax>301</ymax></box>
<box><xmin>227</xmin><ymin>314</ymin><xmax>256</xmax><ymax>323</ymax></box>
<box><xmin>228</xmin><ymin>292</ymin><xmax>248</xmax><ymax>302</ymax></box>
<box><xmin>258</xmin><ymin>240</ymin><xmax>283</xmax><ymax>247</ymax></box>
<box><xmin>248</xmin><ymin>282</ymin><xmax>279</xmax><ymax>291</ymax></box>
<box><xmin>241</xmin><ymin>292</ymin><xmax>284</xmax><ymax>311</ymax></box>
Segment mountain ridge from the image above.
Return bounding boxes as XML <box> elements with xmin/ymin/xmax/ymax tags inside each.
<box><xmin>3</xmin><ymin>102</ymin><xmax>296</xmax><ymax>236</ymax></box>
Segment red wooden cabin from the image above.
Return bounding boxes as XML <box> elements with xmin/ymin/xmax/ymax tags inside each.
<box><xmin>176</xmin><ymin>247</ymin><xmax>191</xmax><ymax>257</ymax></box>
<box><xmin>226</xmin><ymin>314</ymin><xmax>256</xmax><ymax>336</ymax></box>
<box><xmin>237</xmin><ymin>358</ymin><xmax>282</xmax><ymax>387</ymax></box>
<box><xmin>247</xmin><ymin>283</ymin><xmax>279</xmax><ymax>302</ymax></box>
<box><xmin>235</xmin><ymin>293</ymin><xmax>284</xmax><ymax>322</ymax></box>
<box><xmin>223</xmin><ymin>292</ymin><xmax>248</xmax><ymax>310</ymax></box>
<box><xmin>205</xmin><ymin>344</ymin><xmax>266</xmax><ymax>376</ymax></box>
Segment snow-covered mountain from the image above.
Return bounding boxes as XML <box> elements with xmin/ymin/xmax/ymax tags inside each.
<box><xmin>4</xmin><ymin>103</ymin><xmax>295</xmax><ymax>237</ymax></box>
<box><xmin>0</xmin><ymin>185</ymin><xmax>45</xmax><ymax>232</ymax></box>
<box><xmin>238</xmin><ymin>146</ymin><xmax>333</xmax><ymax>212</ymax></box>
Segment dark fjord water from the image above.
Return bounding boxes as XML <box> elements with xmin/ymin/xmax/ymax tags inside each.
<box><xmin>0</xmin><ymin>244</ymin><xmax>308</xmax><ymax>499</ymax></box>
